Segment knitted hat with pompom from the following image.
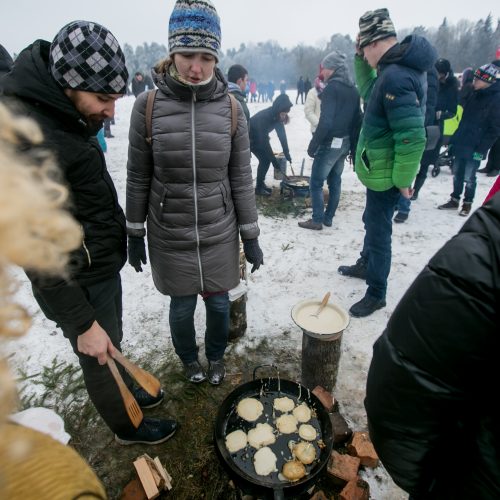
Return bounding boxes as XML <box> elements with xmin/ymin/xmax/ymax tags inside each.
<box><xmin>168</xmin><ymin>0</ymin><xmax>221</xmax><ymax>61</ymax></box>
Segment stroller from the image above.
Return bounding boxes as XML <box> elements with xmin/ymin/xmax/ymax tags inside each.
<box><xmin>431</xmin><ymin>144</ymin><xmax>454</xmax><ymax>177</ymax></box>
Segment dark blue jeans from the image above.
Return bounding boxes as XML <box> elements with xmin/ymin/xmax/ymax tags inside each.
<box><xmin>360</xmin><ymin>187</ymin><xmax>401</xmax><ymax>300</ymax></box>
<box><xmin>310</xmin><ymin>140</ymin><xmax>350</xmax><ymax>224</ymax></box>
<box><xmin>452</xmin><ymin>157</ymin><xmax>480</xmax><ymax>203</ymax></box>
<box><xmin>169</xmin><ymin>293</ymin><xmax>229</xmax><ymax>364</ymax></box>
<box><xmin>396</xmin><ymin>194</ymin><xmax>411</xmax><ymax>215</ymax></box>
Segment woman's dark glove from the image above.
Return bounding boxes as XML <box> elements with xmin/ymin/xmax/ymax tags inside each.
<box><xmin>128</xmin><ymin>235</ymin><xmax>147</xmax><ymax>272</ymax></box>
<box><xmin>243</xmin><ymin>238</ymin><xmax>264</xmax><ymax>273</ymax></box>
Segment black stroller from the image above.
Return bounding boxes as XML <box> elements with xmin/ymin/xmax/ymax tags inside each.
<box><xmin>431</xmin><ymin>144</ymin><xmax>454</xmax><ymax>177</ymax></box>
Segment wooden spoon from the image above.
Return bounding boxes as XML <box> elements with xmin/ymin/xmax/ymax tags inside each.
<box><xmin>310</xmin><ymin>292</ymin><xmax>331</xmax><ymax>318</ymax></box>
<box><xmin>113</xmin><ymin>350</ymin><xmax>161</xmax><ymax>397</ymax></box>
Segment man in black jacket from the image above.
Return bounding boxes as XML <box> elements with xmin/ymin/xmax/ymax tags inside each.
<box><xmin>1</xmin><ymin>21</ymin><xmax>177</xmax><ymax>445</ymax></box>
<box><xmin>298</xmin><ymin>51</ymin><xmax>361</xmax><ymax>230</ymax></box>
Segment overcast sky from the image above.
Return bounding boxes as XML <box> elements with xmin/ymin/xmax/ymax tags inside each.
<box><xmin>2</xmin><ymin>0</ymin><xmax>499</xmax><ymax>56</ymax></box>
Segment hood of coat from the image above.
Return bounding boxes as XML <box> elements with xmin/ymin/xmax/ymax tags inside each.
<box><xmin>379</xmin><ymin>35</ymin><xmax>437</xmax><ymax>74</ymax></box>
<box><xmin>325</xmin><ymin>65</ymin><xmax>354</xmax><ymax>87</ymax></box>
<box><xmin>152</xmin><ymin>59</ymin><xmax>228</xmax><ymax>101</ymax></box>
<box><xmin>271</xmin><ymin>93</ymin><xmax>293</xmax><ymax>117</ymax></box>
<box><xmin>1</xmin><ymin>40</ymin><xmax>93</xmax><ymax>133</ymax></box>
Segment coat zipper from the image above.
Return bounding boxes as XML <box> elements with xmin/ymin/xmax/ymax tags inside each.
<box><xmin>191</xmin><ymin>92</ymin><xmax>204</xmax><ymax>291</ymax></box>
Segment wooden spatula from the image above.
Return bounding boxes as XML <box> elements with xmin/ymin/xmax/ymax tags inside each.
<box><xmin>310</xmin><ymin>292</ymin><xmax>331</xmax><ymax>318</ymax></box>
<box><xmin>107</xmin><ymin>357</ymin><xmax>143</xmax><ymax>429</ymax></box>
<box><xmin>113</xmin><ymin>351</ymin><xmax>162</xmax><ymax>397</ymax></box>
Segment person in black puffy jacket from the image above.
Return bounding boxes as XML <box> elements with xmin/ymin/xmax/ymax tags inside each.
<box><xmin>1</xmin><ymin>20</ymin><xmax>177</xmax><ymax>445</ymax></box>
<box><xmin>365</xmin><ymin>191</ymin><xmax>500</xmax><ymax>499</ymax></box>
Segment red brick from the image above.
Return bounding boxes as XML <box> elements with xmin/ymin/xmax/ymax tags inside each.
<box><xmin>312</xmin><ymin>385</ymin><xmax>335</xmax><ymax>412</ymax></box>
<box><xmin>339</xmin><ymin>477</ymin><xmax>370</xmax><ymax>500</ymax></box>
<box><xmin>347</xmin><ymin>432</ymin><xmax>379</xmax><ymax>468</ymax></box>
<box><xmin>326</xmin><ymin>450</ymin><xmax>360</xmax><ymax>485</ymax></box>
<box><xmin>119</xmin><ymin>478</ymin><xmax>147</xmax><ymax>500</ymax></box>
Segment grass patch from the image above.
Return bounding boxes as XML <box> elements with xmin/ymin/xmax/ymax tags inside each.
<box><xmin>256</xmin><ymin>189</ymin><xmax>310</xmax><ymax>219</ymax></box>
<box><xmin>16</xmin><ymin>336</ymin><xmax>343</xmax><ymax>499</ymax></box>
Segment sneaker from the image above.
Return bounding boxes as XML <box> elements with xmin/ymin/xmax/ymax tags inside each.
<box><xmin>184</xmin><ymin>360</ymin><xmax>206</xmax><ymax>384</ymax></box>
<box><xmin>393</xmin><ymin>212</ymin><xmax>409</xmax><ymax>223</ymax></box>
<box><xmin>487</xmin><ymin>169</ymin><xmax>499</xmax><ymax>177</ymax></box>
<box><xmin>207</xmin><ymin>359</ymin><xmax>226</xmax><ymax>385</ymax></box>
<box><xmin>459</xmin><ymin>202</ymin><xmax>472</xmax><ymax>217</ymax></box>
<box><xmin>255</xmin><ymin>185</ymin><xmax>272</xmax><ymax>196</ymax></box>
<box><xmin>298</xmin><ymin>219</ymin><xmax>323</xmax><ymax>230</ymax></box>
<box><xmin>133</xmin><ymin>387</ymin><xmax>164</xmax><ymax>409</ymax></box>
<box><xmin>349</xmin><ymin>295</ymin><xmax>386</xmax><ymax>318</ymax></box>
<box><xmin>338</xmin><ymin>258</ymin><xmax>367</xmax><ymax>280</ymax></box>
<box><xmin>322</xmin><ymin>217</ymin><xmax>333</xmax><ymax>227</ymax></box>
<box><xmin>438</xmin><ymin>198</ymin><xmax>459</xmax><ymax>210</ymax></box>
<box><xmin>115</xmin><ymin>417</ymin><xmax>177</xmax><ymax>445</ymax></box>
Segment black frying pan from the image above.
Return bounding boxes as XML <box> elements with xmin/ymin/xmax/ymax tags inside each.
<box><xmin>214</xmin><ymin>365</ymin><xmax>333</xmax><ymax>499</ymax></box>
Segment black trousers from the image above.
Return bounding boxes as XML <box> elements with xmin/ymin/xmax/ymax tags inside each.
<box><xmin>34</xmin><ymin>275</ymin><xmax>137</xmax><ymax>435</ymax></box>
<box><xmin>252</xmin><ymin>148</ymin><xmax>273</xmax><ymax>187</ymax></box>
<box><xmin>485</xmin><ymin>137</ymin><xmax>500</xmax><ymax>173</ymax></box>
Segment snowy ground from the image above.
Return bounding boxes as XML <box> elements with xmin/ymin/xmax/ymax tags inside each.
<box><xmin>6</xmin><ymin>91</ymin><xmax>494</xmax><ymax>499</ymax></box>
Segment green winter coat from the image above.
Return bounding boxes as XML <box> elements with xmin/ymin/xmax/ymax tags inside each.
<box><xmin>354</xmin><ymin>36</ymin><xmax>436</xmax><ymax>191</ymax></box>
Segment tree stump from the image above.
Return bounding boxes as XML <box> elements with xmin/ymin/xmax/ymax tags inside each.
<box><xmin>301</xmin><ymin>332</ymin><xmax>342</xmax><ymax>392</ymax></box>
<box><xmin>228</xmin><ymin>244</ymin><xmax>247</xmax><ymax>341</ymax></box>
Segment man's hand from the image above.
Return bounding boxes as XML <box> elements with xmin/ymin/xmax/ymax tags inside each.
<box><xmin>399</xmin><ymin>187</ymin><xmax>414</xmax><ymax>199</ymax></box>
<box><xmin>77</xmin><ymin>320</ymin><xmax>115</xmax><ymax>365</ymax></box>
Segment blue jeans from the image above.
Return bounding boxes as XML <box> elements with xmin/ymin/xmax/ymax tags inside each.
<box><xmin>396</xmin><ymin>194</ymin><xmax>411</xmax><ymax>215</ymax></box>
<box><xmin>452</xmin><ymin>157</ymin><xmax>480</xmax><ymax>203</ymax></box>
<box><xmin>169</xmin><ymin>293</ymin><xmax>229</xmax><ymax>364</ymax></box>
<box><xmin>360</xmin><ymin>187</ymin><xmax>401</xmax><ymax>300</ymax></box>
<box><xmin>310</xmin><ymin>139</ymin><xmax>350</xmax><ymax>224</ymax></box>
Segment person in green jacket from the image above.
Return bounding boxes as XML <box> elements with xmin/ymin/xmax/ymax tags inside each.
<box><xmin>338</xmin><ymin>8</ymin><xmax>436</xmax><ymax>317</ymax></box>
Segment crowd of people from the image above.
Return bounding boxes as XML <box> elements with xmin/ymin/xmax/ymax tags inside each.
<box><xmin>0</xmin><ymin>1</ymin><xmax>499</xmax><ymax>498</ymax></box>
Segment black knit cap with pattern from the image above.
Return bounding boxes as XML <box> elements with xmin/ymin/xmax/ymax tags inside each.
<box><xmin>49</xmin><ymin>20</ymin><xmax>128</xmax><ymax>94</ymax></box>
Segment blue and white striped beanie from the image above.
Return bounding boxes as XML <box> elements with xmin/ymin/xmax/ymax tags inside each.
<box><xmin>168</xmin><ymin>0</ymin><xmax>221</xmax><ymax>61</ymax></box>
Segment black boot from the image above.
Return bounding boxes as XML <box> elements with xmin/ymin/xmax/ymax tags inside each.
<box><xmin>338</xmin><ymin>258</ymin><xmax>367</xmax><ymax>279</ymax></box>
<box><xmin>349</xmin><ymin>294</ymin><xmax>386</xmax><ymax>318</ymax></box>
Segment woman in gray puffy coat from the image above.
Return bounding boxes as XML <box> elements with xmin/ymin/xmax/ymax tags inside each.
<box><xmin>125</xmin><ymin>0</ymin><xmax>263</xmax><ymax>386</ymax></box>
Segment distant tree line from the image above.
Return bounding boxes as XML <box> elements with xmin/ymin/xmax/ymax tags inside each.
<box><xmin>123</xmin><ymin>15</ymin><xmax>500</xmax><ymax>87</ymax></box>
